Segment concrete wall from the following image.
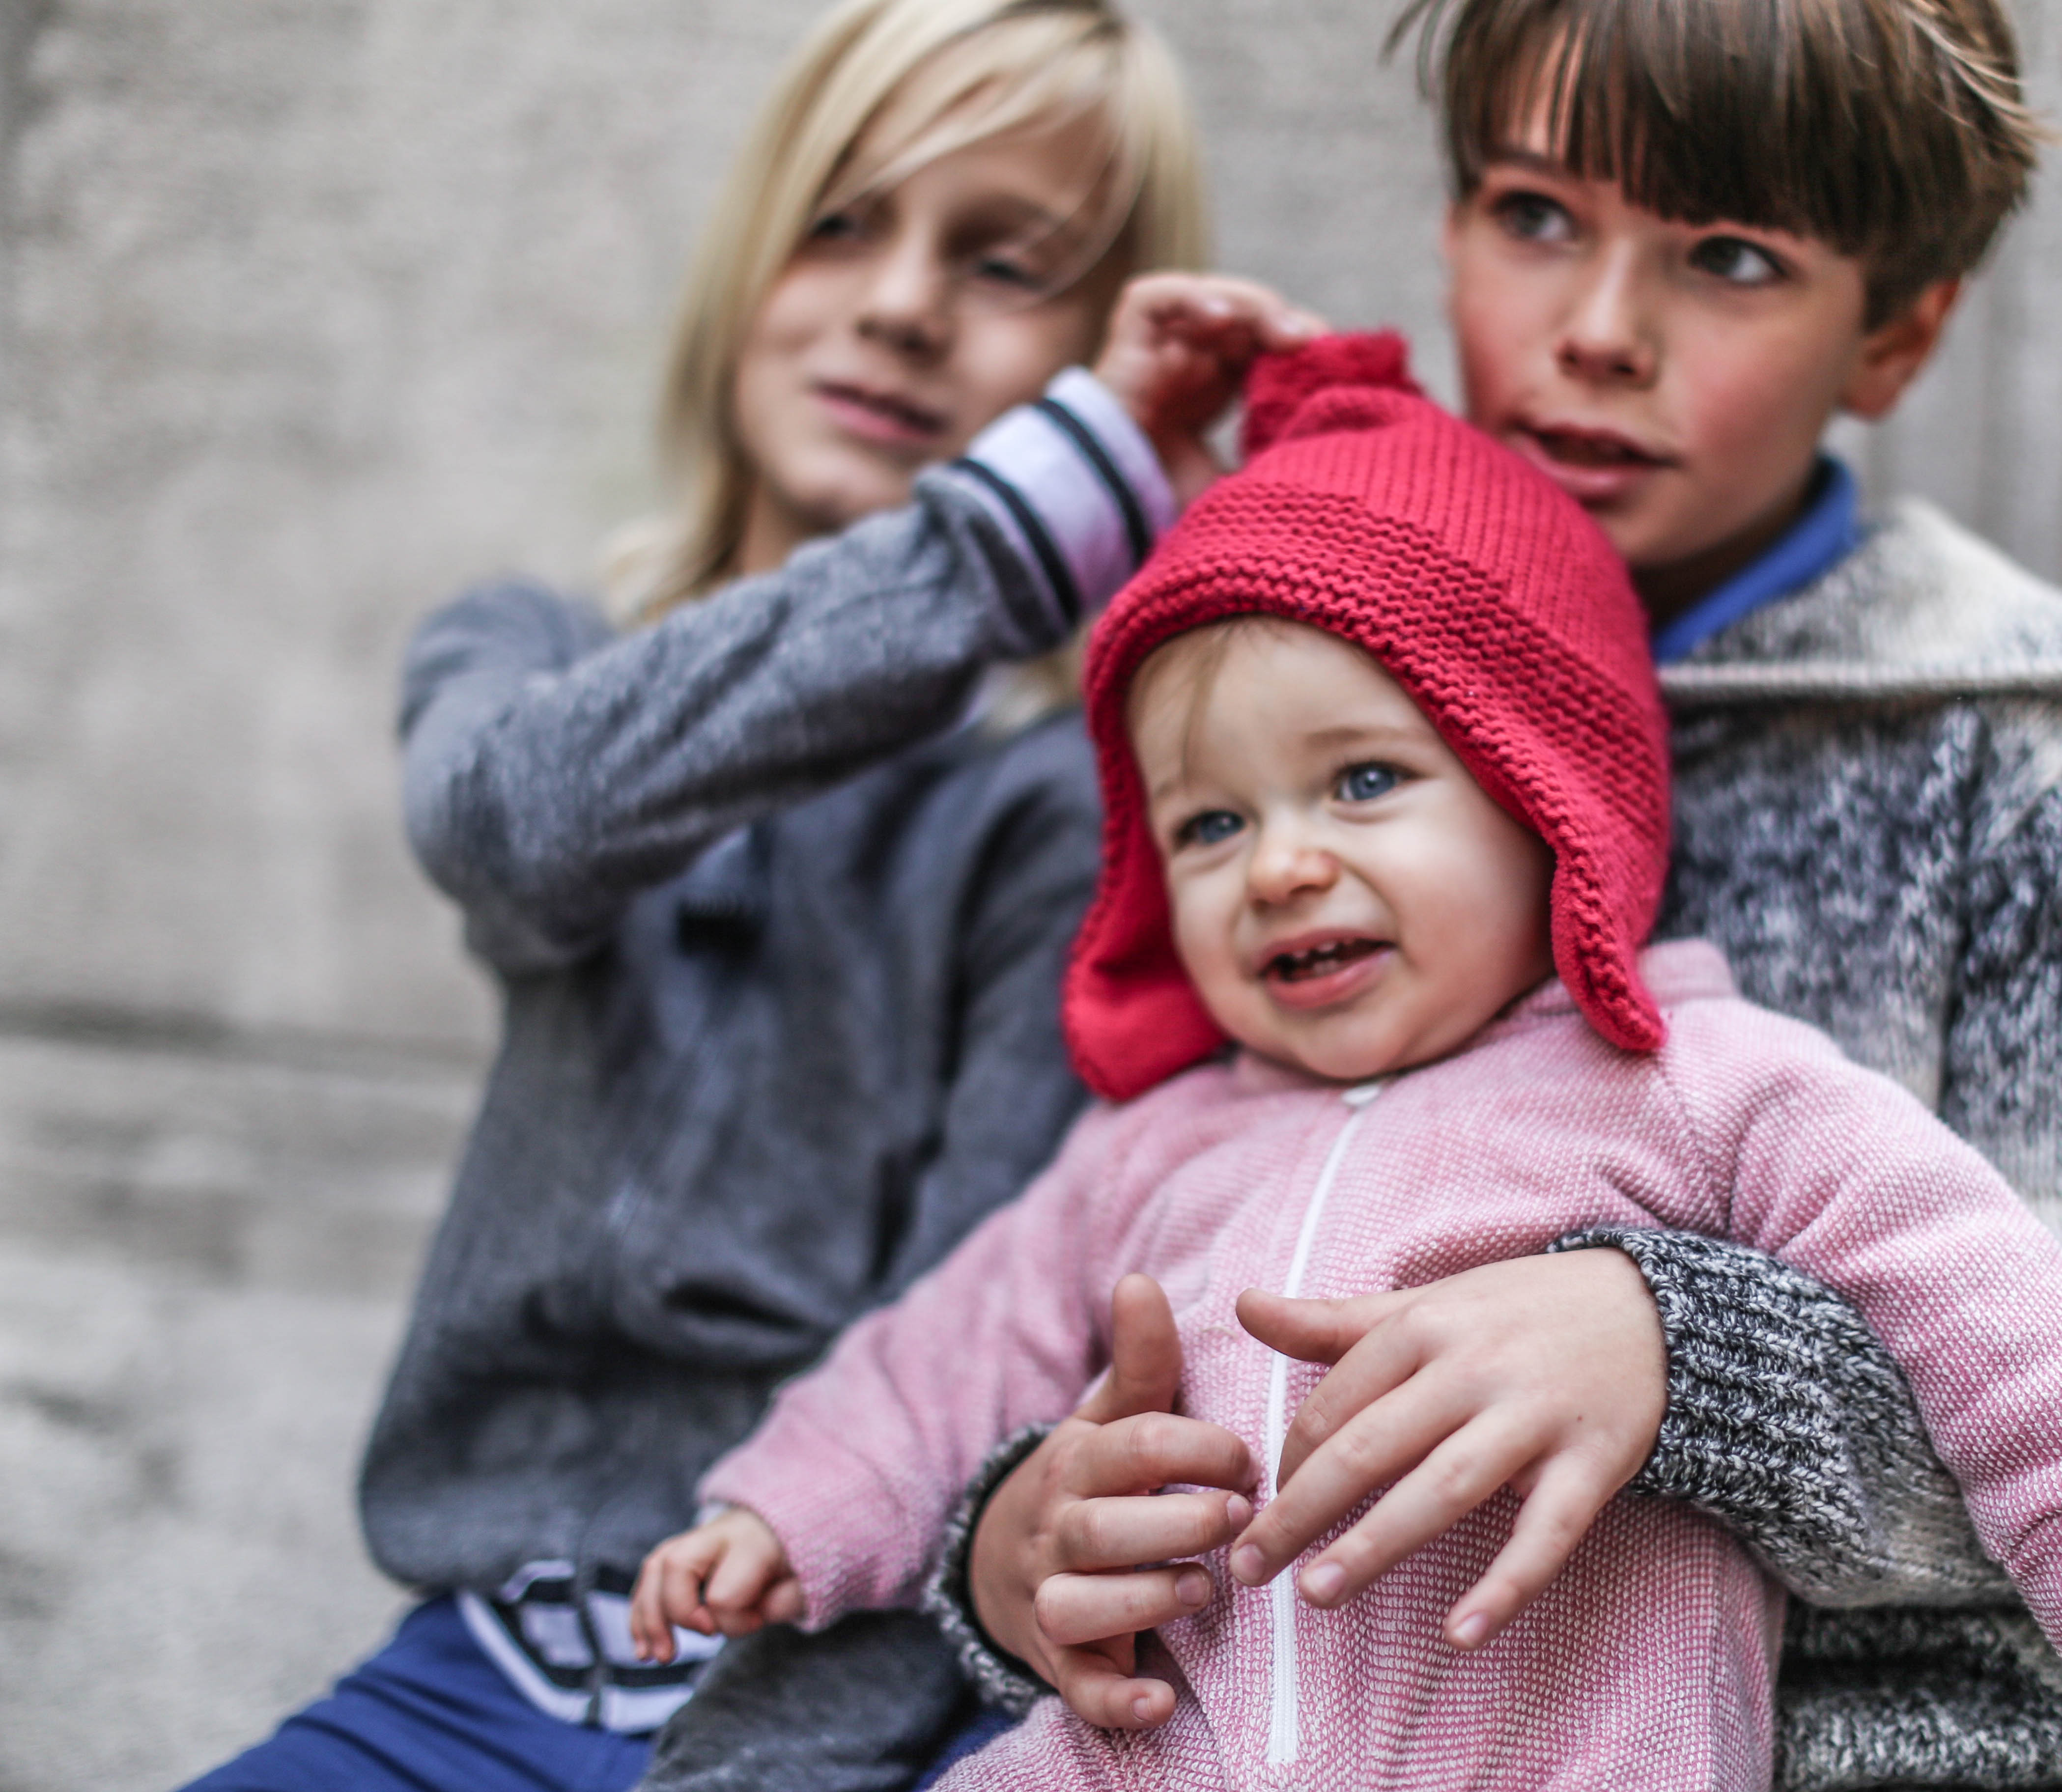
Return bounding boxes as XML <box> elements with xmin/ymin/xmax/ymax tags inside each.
<box><xmin>11</xmin><ymin>0</ymin><xmax>2050</xmax><ymax>1057</ymax></box>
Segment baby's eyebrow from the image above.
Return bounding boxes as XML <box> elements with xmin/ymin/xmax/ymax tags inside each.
<box><xmin>1303</xmin><ymin>722</ymin><xmax>1424</xmax><ymax>752</ymax></box>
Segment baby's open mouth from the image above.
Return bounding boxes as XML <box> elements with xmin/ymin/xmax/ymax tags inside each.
<box><xmin>1267</xmin><ymin>938</ymin><xmax>1385</xmax><ymax>984</ymax></box>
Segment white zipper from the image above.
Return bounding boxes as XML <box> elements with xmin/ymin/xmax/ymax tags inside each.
<box><xmin>1265</xmin><ymin>1080</ymin><xmax>1383</xmax><ymax>1769</ymax></box>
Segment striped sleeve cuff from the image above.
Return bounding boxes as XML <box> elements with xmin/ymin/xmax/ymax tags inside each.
<box><xmin>938</xmin><ymin>367</ymin><xmax>1177</xmax><ymax>636</ymax></box>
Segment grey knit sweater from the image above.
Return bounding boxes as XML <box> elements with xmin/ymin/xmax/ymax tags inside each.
<box><xmin>924</xmin><ymin>498</ymin><xmax>2062</xmax><ymax>1792</ymax></box>
<box><xmin>1646</xmin><ymin>498</ymin><xmax>2062</xmax><ymax>1791</ymax></box>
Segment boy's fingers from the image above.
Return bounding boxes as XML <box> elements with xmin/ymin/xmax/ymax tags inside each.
<box><xmin>1051</xmin><ymin>1649</ymin><xmax>1179</xmax><ymax>1732</ymax></box>
<box><xmin>1443</xmin><ymin>1458</ymin><xmax>1617</xmax><ymax>1650</ymax></box>
<box><xmin>1229</xmin><ymin>1384</ymin><xmax>1486</xmax><ymax>1584</ymax></box>
<box><xmin>1286</xmin><ymin>1417</ymin><xmax>1540</xmax><ymax>1610</ymax></box>
<box><xmin>1270</xmin><ymin>1307</ymin><xmax>1432</xmax><ymax>1487</ymax></box>
<box><xmin>1075</xmin><ymin>1409</ymin><xmax>1255</xmax><ymax>1500</ymax></box>
<box><xmin>1034</xmin><ymin>1562</ymin><xmax>1218</xmax><ymax>1649</ymax></box>
<box><xmin>1054</xmin><ymin>1489</ymin><xmax>1252</xmax><ymax>1574</ymax></box>
<box><xmin>1236</xmin><ymin>1287</ymin><xmax>1398</xmax><ymax>1371</ymax></box>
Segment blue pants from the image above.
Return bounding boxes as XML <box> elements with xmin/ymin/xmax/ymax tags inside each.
<box><xmin>182</xmin><ymin>1597</ymin><xmax>654</xmax><ymax>1792</ymax></box>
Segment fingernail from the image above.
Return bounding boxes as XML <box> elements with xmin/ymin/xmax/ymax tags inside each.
<box><xmin>1230</xmin><ymin>1544</ymin><xmax>1265</xmax><ymax>1584</ymax></box>
<box><xmin>1175</xmin><ymin>1568</ymin><xmax>1211</xmax><ymax>1609</ymax></box>
<box><xmin>1132</xmin><ymin>1695</ymin><xmax>1155</xmax><ymax>1724</ymax></box>
<box><xmin>1300</xmin><ymin>1563</ymin><xmax>1346</xmax><ymax>1605</ymax></box>
<box><xmin>1226</xmin><ymin>1495</ymin><xmax>1254</xmax><ymax>1528</ymax></box>
<box><xmin>1452</xmin><ymin>1611</ymin><xmax>1489</xmax><ymax>1649</ymax></box>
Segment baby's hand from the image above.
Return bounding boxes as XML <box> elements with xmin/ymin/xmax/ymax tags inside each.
<box><xmin>1093</xmin><ymin>274</ymin><xmax>1325</xmax><ymax>506</ymax></box>
<box><xmin>629</xmin><ymin>1507</ymin><xmax>802</xmax><ymax>1659</ymax></box>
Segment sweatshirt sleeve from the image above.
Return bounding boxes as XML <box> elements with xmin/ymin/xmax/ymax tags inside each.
<box><xmin>1664</xmin><ymin>1006</ymin><xmax>2062</xmax><ymax>1643</ymax></box>
<box><xmin>399</xmin><ymin>369</ymin><xmax>1172</xmax><ymax>971</ymax></box>
<box><xmin>697</xmin><ymin>1099</ymin><xmax>1145</xmax><ymax>1629</ymax></box>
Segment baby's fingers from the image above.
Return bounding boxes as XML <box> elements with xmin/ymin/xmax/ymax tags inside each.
<box><xmin>1442</xmin><ymin>1456</ymin><xmax>1619</xmax><ymax>1650</ymax></box>
<box><xmin>1034</xmin><ymin>1563</ymin><xmax>1217</xmax><ymax>1650</ymax></box>
<box><xmin>704</xmin><ymin>1532</ymin><xmax>785</xmax><ymax>1633</ymax></box>
<box><xmin>1050</xmin><ymin>1640</ymin><xmax>1179</xmax><ymax>1732</ymax></box>
<box><xmin>631</xmin><ymin>1537</ymin><xmax>717</xmax><ymax>1659</ymax></box>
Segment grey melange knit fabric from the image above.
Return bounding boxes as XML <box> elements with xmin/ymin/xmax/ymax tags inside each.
<box><xmin>923</xmin><ymin>499</ymin><xmax>2062</xmax><ymax>1792</ymax></box>
<box><xmin>1640</xmin><ymin>498</ymin><xmax>2062</xmax><ymax>1791</ymax></box>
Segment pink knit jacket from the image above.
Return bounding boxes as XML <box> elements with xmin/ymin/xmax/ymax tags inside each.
<box><xmin>702</xmin><ymin>942</ymin><xmax>2062</xmax><ymax>1791</ymax></box>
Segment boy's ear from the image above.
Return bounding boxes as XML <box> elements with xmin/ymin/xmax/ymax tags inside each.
<box><xmin>1840</xmin><ymin>279</ymin><xmax>1960</xmax><ymax>421</ymax></box>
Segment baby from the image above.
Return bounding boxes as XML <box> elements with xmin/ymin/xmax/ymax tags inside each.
<box><xmin>628</xmin><ymin>339</ymin><xmax>2062</xmax><ymax>1790</ymax></box>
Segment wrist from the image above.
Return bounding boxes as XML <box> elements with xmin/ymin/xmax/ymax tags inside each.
<box><xmin>922</xmin><ymin>1423</ymin><xmax>1054</xmax><ymax>1716</ymax></box>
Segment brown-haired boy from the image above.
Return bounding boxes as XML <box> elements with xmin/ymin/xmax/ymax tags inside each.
<box><xmin>934</xmin><ymin>4</ymin><xmax>2062</xmax><ymax>1791</ymax></box>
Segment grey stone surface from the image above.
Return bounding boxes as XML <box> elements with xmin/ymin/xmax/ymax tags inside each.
<box><xmin>0</xmin><ymin>1021</ymin><xmax>476</xmax><ymax>1791</ymax></box>
<box><xmin>0</xmin><ymin>2</ymin><xmax>2059</xmax><ymax>1785</ymax></box>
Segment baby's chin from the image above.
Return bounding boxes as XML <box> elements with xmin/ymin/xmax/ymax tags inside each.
<box><xmin>1230</xmin><ymin>1023</ymin><xmax>1415</xmax><ymax>1087</ymax></box>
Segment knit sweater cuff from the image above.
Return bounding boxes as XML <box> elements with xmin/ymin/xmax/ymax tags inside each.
<box><xmin>1550</xmin><ymin>1227</ymin><xmax>2003</xmax><ymax>1604</ymax></box>
<box><xmin>921</xmin><ymin>1423</ymin><xmax>1055</xmax><ymax>1717</ymax></box>
<box><xmin>1553</xmin><ymin>1225</ymin><xmax>1872</xmax><ymax>1517</ymax></box>
<box><xmin>933</xmin><ymin>368</ymin><xmax>1176</xmax><ymax>641</ymax></box>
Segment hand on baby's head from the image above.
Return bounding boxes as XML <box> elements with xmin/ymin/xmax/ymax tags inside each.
<box><xmin>628</xmin><ymin>1506</ymin><xmax>800</xmax><ymax>1661</ymax></box>
<box><xmin>1093</xmin><ymin>274</ymin><xmax>1323</xmax><ymax>507</ymax></box>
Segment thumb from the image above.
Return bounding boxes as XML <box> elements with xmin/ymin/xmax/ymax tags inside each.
<box><xmin>1236</xmin><ymin>1287</ymin><xmax>1387</xmax><ymax>1365</ymax></box>
<box><xmin>1076</xmin><ymin>1274</ymin><xmax>1183</xmax><ymax>1425</ymax></box>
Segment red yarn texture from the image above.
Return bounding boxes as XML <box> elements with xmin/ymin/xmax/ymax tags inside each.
<box><xmin>1065</xmin><ymin>333</ymin><xmax>1672</xmax><ymax>1102</ymax></box>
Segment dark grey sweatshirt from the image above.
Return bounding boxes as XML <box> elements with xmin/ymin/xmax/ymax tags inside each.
<box><xmin>358</xmin><ymin>371</ymin><xmax>1176</xmax><ymax>1594</ymax></box>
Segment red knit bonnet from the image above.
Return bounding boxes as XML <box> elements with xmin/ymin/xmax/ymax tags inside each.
<box><xmin>1065</xmin><ymin>333</ymin><xmax>1672</xmax><ymax>1103</ymax></box>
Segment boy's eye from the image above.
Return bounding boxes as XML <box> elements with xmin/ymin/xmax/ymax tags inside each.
<box><xmin>1491</xmin><ymin>190</ymin><xmax>1576</xmax><ymax>246</ymax></box>
<box><xmin>1689</xmin><ymin>235</ymin><xmax>1785</xmax><ymax>286</ymax></box>
<box><xmin>966</xmin><ymin>251</ymin><xmax>1044</xmax><ymax>293</ymax></box>
<box><xmin>1175</xmin><ymin>809</ymin><xmax>1244</xmax><ymax>849</ymax></box>
<box><xmin>1335</xmin><ymin>763</ymin><xmax>1399</xmax><ymax>804</ymax></box>
<box><xmin>804</xmin><ymin>205</ymin><xmax>876</xmax><ymax>249</ymax></box>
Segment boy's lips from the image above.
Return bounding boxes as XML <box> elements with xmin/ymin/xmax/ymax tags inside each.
<box><xmin>1510</xmin><ymin>422</ymin><xmax>1674</xmax><ymax>505</ymax></box>
<box><xmin>813</xmin><ymin>380</ymin><xmax>948</xmax><ymax>447</ymax></box>
<box><xmin>1256</xmin><ymin>932</ymin><xmax>1394</xmax><ymax>1011</ymax></box>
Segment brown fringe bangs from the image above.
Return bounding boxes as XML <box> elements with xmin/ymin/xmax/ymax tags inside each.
<box><xmin>1393</xmin><ymin>0</ymin><xmax>2040</xmax><ymax>321</ymax></box>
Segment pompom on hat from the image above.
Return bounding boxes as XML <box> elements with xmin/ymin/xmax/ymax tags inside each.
<box><xmin>1064</xmin><ymin>332</ymin><xmax>1673</xmax><ymax>1103</ymax></box>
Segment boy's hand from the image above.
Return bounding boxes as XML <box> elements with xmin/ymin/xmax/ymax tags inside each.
<box><xmin>968</xmin><ymin>1273</ymin><xmax>1255</xmax><ymax>1731</ymax></box>
<box><xmin>1227</xmin><ymin>1249</ymin><xmax>1667</xmax><ymax>1649</ymax></box>
<box><xmin>1093</xmin><ymin>275</ymin><xmax>1325</xmax><ymax>507</ymax></box>
<box><xmin>630</xmin><ymin>1506</ymin><xmax>802</xmax><ymax>1659</ymax></box>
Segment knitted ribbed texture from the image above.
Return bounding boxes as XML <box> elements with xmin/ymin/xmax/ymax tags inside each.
<box><xmin>703</xmin><ymin>941</ymin><xmax>2062</xmax><ymax>1790</ymax></box>
<box><xmin>921</xmin><ymin>1425</ymin><xmax>1054</xmax><ymax>1719</ymax></box>
<box><xmin>1064</xmin><ymin>334</ymin><xmax>1671</xmax><ymax>1101</ymax></box>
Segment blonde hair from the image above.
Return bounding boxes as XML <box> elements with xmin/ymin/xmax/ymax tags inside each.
<box><xmin>607</xmin><ymin>0</ymin><xmax>1209</xmax><ymax>617</ymax></box>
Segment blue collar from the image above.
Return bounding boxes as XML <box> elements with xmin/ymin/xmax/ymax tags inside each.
<box><xmin>1649</xmin><ymin>458</ymin><xmax>1861</xmax><ymax>664</ymax></box>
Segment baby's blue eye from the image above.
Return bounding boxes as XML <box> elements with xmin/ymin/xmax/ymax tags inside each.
<box><xmin>1177</xmin><ymin>810</ymin><xmax>1244</xmax><ymax>848</ymax></box>
<box><xmin>1336</xmin><ymin>763</ymin><xmax>1399</xmax><ymax>804</ymax></box>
